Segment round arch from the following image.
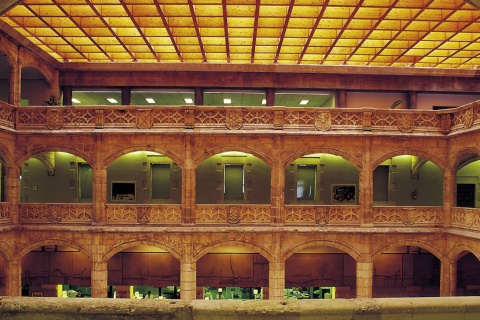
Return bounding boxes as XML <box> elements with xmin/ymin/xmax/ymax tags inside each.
<box><xmin>0</xmin><ymin>240</ymin><xmax>15</xmax><ymax>261</ymax></box>
<box><xmin>372</xmin><ymin>239</ymin><xmax>444</xmax><ymax>261</ymax></box>
<box><xmin>17</xmin><ymin>238</ymin><xmax>93</xmax><ymax>260</ymax></box>
<box><xmin>283</xmin><ymin>148</ymin><xmax>363</xmax><ymax>172</ymax></box>
<box><xmin>282</xmin><ymin>240</ymin><xmax>361</xmax><ymax>262</ymax></box>
<box><xmin>193</xmin><ymin>239</ymin><xmax>273</xmax><ymax>263</ymax></box>
<box><xmin>372</xmin><ymin>150</ymin><xmax>447</xmax><ymax>172</ymax></box>
<box><xmin>103</xmin><ymin>239</ymin><xmax>182</xmax><ymax>262</ymax></box>
<box><xmin>104</xmin><ymin>146</ymin><xmax>184</xmax><ymax>169</ymax></box>
<box><xmin>15</xmin><ymin>146</ymin><xmax>94</xmax><ymax>168</ymax></box>
<box><xmin>452</xmin><ymin>147</ymin><xmax>480</xmax><ymax>171</ymax></box>
<box><xmin>447</xmin><ymin>243</ymin><xmax>480</xmax><ymax>264</ymax></box>
<box><xmin>20</xmin><ymin>65</ymin><xmax>54</xmax><ymax>90</ymax></box>
<box><xmin>193</xmin><ymin>146</ymin><xmax>273</xmax><ymax>168</ymax></box>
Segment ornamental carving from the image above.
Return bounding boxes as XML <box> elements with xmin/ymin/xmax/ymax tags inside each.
<box><xmin>461</xmin><ymin>107</ymin><xmax>474</xmax><ymax>128</ymax></box>
<box><xmin>315</xmin><ymin>207</ymin><xmax>330</xmax><ymax>225</ymax></box>
<box><xmin>137</xmin><ymin>206</ymin><xmax>151</xmax><ymax>224</ymax></box>
<box><xmin>226</xmin><ymin>110</ymin><xmax>243</xmax><ymax>130</ymax></box>
<box><xmin>315</xmin><ymin>111</ymin><xmax>331</xmax><ymax>131</ymax></box>
<box><xmin>397</xmin><ymin>113</ymin><xmax>414</xmax><ymax>133</ymax></box>
<box><xmin>48</xmin><ymin>208</ymin><xmax>62</xmax><ymax>223</ymax></box>
<box><xmin>226</xmin><ymin>206</ymin><xmax>241</xmax><ymax>224</ymax></box>
<box><xmin>402</xmin><ymin>207</ymin><xmax>416</xmax><ymax>225</ymax></box>
<box><xmin>440</xmin><ymin>114</ymin><xmax>452</xmax><ymax>134</ymax></box>
<box><xmin>46</xmin><ymin>109</ymin><xmax>64</xmax><ymax>130</ymax></box>
<box><xmin>136</xmin><ymin>109</ymin><xmax>153</xmax><ymax>129</ymax></box>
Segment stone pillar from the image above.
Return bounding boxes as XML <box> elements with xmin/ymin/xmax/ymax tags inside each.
<box><xmin>6</xmin><ymin>164</ymin><xmax>20</xmax><ymax>224</ymax></box>
<box><xmin>360</xmin><ymin>138</ymin><xmax>373</xmax><ymax>225</ymax></box>
<box><xmin>271</xmin><ymin>136</ymin><xmax>285</xmax><ymax>224</ymax></box>
<box><xmin>266</xmin><ymin>88</ymin><xmax>275</xmax><ymax>107</ymax></box>
<box><xmin>356</xmin><ymin>261</ymin><xmax>373</xmax><ymax>298</ymax></box>
<box><xmin>183</xmin><ymin>136</ymin><xmax>196</xmax><ymax>224</ymax></box>
<box><xmin>10</xmin><ymin>60</ymin><xmax>21</xmax><ymax>106</ymax></box>
<box><xmin>93</xmin><ymin>147</ymin><xmax>107</xmax><ymax>225</ymax></box>
<box><xmin>194</xmin><ymin>88</ymin><xmax>203</xmax><ymax>106</ymax></box>
<box><xmin>443</xmin><ymin>168</ymin><xmax>454</xmax><ymax>228</ymax></box>
<box><xmin>440</xmin><ymin>258</ymin><xmax>456</xmax><ymax>297</ymax></box>
<box><xmin>336</xmin><ymin>89</ymin><xmax>346</xmax><ymax>108</ymax></box>
<box><xmin>62</xmin><ymin>86</ymin><xmax>72</xmax><ymax>106</ymax></box>
<box><xmin>91</xmin><ymin>260</ymin><xmax>108</xmax><ymax>298</ymax></box>
<box><xmin>121</xmin><ymin>87</ymin><xmax>131</xmax><ymax>105</ymax></box>
<box><xmin>180</xmin><ymin>257</ymin><xmax>196</xmax><ymax>300</ymax></box>
<box><xmin>268</xmin><ymin>259</ymin><xmax>285</xmax><ymax>300</ymax></box>
<box><xmin>5</xmin><ymin>257</ymin><xmax>21</xmax><ymax>296</ymax></box>
<box><xmin>407</xmin><ymin>91</ymin><xmax>417</xmax><ymax>110</ymax></box>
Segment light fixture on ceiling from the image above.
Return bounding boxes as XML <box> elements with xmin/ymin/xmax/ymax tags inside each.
<box><xmin>107</xmin><ymin>98</ymin><xmax>118</xmax><ymax>104</ymax></box>
<box><xmin>72</xmin><ymin>98</ymin><xmax>81</xmax><ymax>103</ymax></box>
<box><xmin>224</xmin><ymin>98</ymin><xmax>231</xmax><ymax>104</ymax></box>
<box><xmin>299</xmin><ymin>100</ymin><xmax>309</xmax><ymax>105</ymax></box>
<box><xmin>145</xmin><ymin>98</ymin><xmax>155</xmax><ymax>103</ymax></box>
<box><xmin>184</xmin><ymin>98</ymin><xmax>194</xmax><ymax>104</ymax></box>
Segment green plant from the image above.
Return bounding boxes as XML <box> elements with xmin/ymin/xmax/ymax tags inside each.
<box><xmin>43</xmin><ymin>93</ymin><xmax>60</xmax><ymax>106</ymax></box>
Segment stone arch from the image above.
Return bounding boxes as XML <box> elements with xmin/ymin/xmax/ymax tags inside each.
<box><xmin>0</xmin><ymin>41</ymin><xmax>16</xmax><ymax>71</ymax></box>
<box><xmin>20</xmin><ymin>65</ymin><xmax>54</xmax><ymax>90</ymax></box>
<box><xmin>104</xmin><ymin>146</ymin><xmax>184</xmax><ymax>169</ymax></box>
<box><xmin>193</xmin><ymin>146</ymin><xmax>273</xmax><ymax>168</ymax></box>
<box><xmin>372</xmin><ymin>150</ymin><xmax>447</xmax><ymax>172</ymax></box>
<box><xmin>283</xmin><ymin>147</ymin><xmax>363</xmax><ymax>172</ymax></box>
<box><xmin>17</xmin><ymin>238</ymin><xmax>93</xmax><ymax>260</ymax></box>
<box><xmin>103</xmin><ymin>239</ymin><xmax>182</xmax><ymax>262</ymax></box>
<box><xmin>193</xmin><ymin>239</ymin><xmax>273</xmax><ymax>263</ymax></box>
<box><xmin>372</xmin><ymin>239</ymin><xmax>444</xmax><ymax>261</ymax></box>
<box><xmin>282</xmin><ymin>239</ymin><xmax>361</xmax><ymax>263</ymax></box>
<box><xmin>0</xmin><ymin>240</ymin><xmax>15</xmax><ymax>261</ymax></box>
<box><xmin>447</xmin><ymin>243</ymin><xmax>480</xmax><ymax>264</ymax></box>
<box><xmin>453</xmin><ymin>147</ymin><xmax>480</xmax><ymax>171</ymax></box>
<box><xmin>15</xmin><ymin>146</ymin><xmax>94</xmax><ymax>168</ymax></box>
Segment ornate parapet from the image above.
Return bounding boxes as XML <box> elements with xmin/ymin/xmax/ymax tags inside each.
<box><xmin>284</xmin><ymin>205</ymin><xmax>360</xmax><ymax>226</ymax></box>
<box><xmin>195</xmin><ymin>205</ymin><xmax>271</xmax><ymax>224</ymax></box>
<box><xmin>451</xmin><ymin>207</ymin><xmax>480</xmax><ymax>230</ymax></box>
<box><xmin>373</xmin><ymin>206</ymin><xmax>443</xmax><ymax>226</ymax></box>
<box><xmin>18</xmin><ymin>203</ymin><xmax>93</xmax><ymax>224</ymax></box>
<box><xmin>105</xmin><ymin>204</ymin><xmax>182</xmax><ymax>225</ymax></box>
<box><xmin>0</xmin><ymin>202</ymin><xmax>11</xmax><ymax>224</ymax></box>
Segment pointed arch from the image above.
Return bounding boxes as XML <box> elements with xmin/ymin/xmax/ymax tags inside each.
<box><xmin>193</xmin><ymin>146</ymin><xmax>273</xmax><ymax>168</ymax></box>
<box><xmin>103</xmin><ymin>239</ymin><xmax>182</xmax><ymax>262</ymax></box>
<box><xmin>283</xmin><ymin>147</ymin><xmax>363</xmax><ymax>171</ymax></box>
<box><xmin>193</xmin><ymin>239</ymin><xmax>273</xmax><ymax>263</ymax></box>
<box><xmin>372</xmin><ymin>150</ymin><xmax>447</xmax><ymax>172</ymax></box>
<box><xmin>103</xmin><ymin>146</ymin><xmax>184</xmax><ymax>169</ymax></box>
<box><xmin>282</xmin><ymin>240</ymin><xmax>361</xmax><ymax>262</ymax></box>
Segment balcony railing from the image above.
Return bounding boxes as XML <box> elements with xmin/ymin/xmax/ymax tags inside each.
<box><xmin>18</xmin><ymin>203</ymin><xmax>93</xmax><ymax>224</ymax></box>
<box><xmin>0</xmin><ymin>100</ymin><xmax>475</xmax><ymax>135</ymax></box>
<box><xmin>106</xmin><ymin>204</ymin><xmax>182</xmax><ymax>225</ymax></box>
<box><xmin>373</xmin><ymin>206</ymin><xmax>443</xmax><ymax>226</ymax></box>
<box><xmin>452</xmin><ymin>207</ymin><xmax>480</xmax><ymax>230</ymax></box>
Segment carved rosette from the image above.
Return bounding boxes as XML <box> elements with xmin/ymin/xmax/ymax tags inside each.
<box><xmin>226</xmin><ymin>206</ymin><xmax>241</xmax><ymax>224</ymax></box>
<box><xmin>46</xmin><ymin>109</ymin><xmax>64</xmax><ymax>130</ymax></box>
<box><xmin>226</xmin><ymin>110</ymin><xmax>243</xmax><ymax>130</ymax></box>
<box><xmin>48</xmin><ymin>207</ymin><xmax>62</xmax><ymax>223</ymax></box>
<box><xmin>402</xmin><ymin>208</ymin><xmax>415</xmax><ymax>225</ymax></box>
<box><xmin>315</xmin><ymin>207</ymin><xmax>330</xmax><ymax>225</ymax></box>
<box><xmin>136</xmin><ymin>109</ymin><xmax>153</xmax><ymax>129</ymax></box>
<box><xmin>397</xmin><ymin>113</ymin><xmax>414</xmax><ymax>133</ymax></box>
<box><xmin>315</xmin><ymin>111</ymin><xmax>331</xmax><ymax>131</ymax></box>
<box><xmin>137</xmin><ymin>206</ymin><xmax>151</xmax><ymax>224</ymax></box>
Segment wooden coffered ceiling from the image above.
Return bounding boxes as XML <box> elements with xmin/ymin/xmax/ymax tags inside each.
<box><xmin>1</xmin><ymin>0</ymin><xmax>479</xmax><ymax>69</ymax></box>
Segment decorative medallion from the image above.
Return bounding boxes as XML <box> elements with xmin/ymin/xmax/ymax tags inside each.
<box><xmin>48</xmin><ymin>208</ymin><xmax>62</xmax><ymax>223</ymax></box>
<box><xmin>461</xmin><ymin>107</ymin><xmax>474</xmax><ymax>129</ymax></box>
<box><xmin>315</xmin><ymin>207</ymin><xmax>330</xmax><ymax>225</ymax></box>
<box><xmin>46</xmin><ymin>109</ymin><xmax>64</xmax><ymax>130</ymax></box>
<box><xmin>397</xmin><ymin>113</ymin><xmax>414</xmax><ymax>133</ymax></box>
<box><xmin>315</xmin><ymin>111</ymin><xmax>332</xmax><ymax>131</ymax></box>
<box><xmin>226</xmin><ymin>110</ymin><xmax>243</xmax><ymax>130</ymax></box>
<box><xmin>136</xmin><ymin>109</ymin><xmax>153</xmax><ymax>129</ymax></box>
<box><xmin>137</xmin><ymin>206</ymin><xmax>151</xmax><ymax>224</ymax></box>
<box><xmin>402</xmin><ymin>208</ymin><xmax>415</xmax><ymax>225</ymax></box>
<box><xmin>440</xmin><ymin>114</ymin><xmax>452</xmax><ymax>134</ymax></box>
<box><xmin>226</xmin><ymin>206</ymin><xmax>241</xmax><ymax>224</ymax></box>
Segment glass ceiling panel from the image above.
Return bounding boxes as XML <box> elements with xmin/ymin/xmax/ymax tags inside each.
<box><xmin>0</xmin><ymin>0</ymin><xmax>478</xmax><ymax>69</ymax></box>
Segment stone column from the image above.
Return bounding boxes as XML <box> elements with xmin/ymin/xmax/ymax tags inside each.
<box><xmin>336</xmin><ymin>89</ymin><xmax>346</xmax><ymax>109</ymax></box>
<box><xmin>443</xmin><ymin>167</ymin><xmax>455</xmax><ymax>228</ymax></box>
<box><xmin>194</xmin><ymin>88</ymin><xmax>203</xmax><ymax>106</ymax></box>
<box><xmin>5</xmin><ymin>257</ymin><xmax>21</xmax><ymax>296</ymax></box>
<box><xmin>62</xmin><ymin>86</ymin><xmax>72</xmax><ymax>106</ymax></box>
<box><xmin>268</xmin><ymin>259</ymin><xmax>285</xmax><ymax>300</ymax></box>
<box><xmin>183</xmin><ymin>136</ymin><xmax>196</xmax><ymax>224</ymax></box>
<box><xmin>180</xmin><ymin>255</ymin><xmax>196</xmax><ymax>300</ymax></box>
<box><xmin>271</xmin><ymin>136</ymin><xmax>285</xmax><ymax>224</ymax></box>
<box><xmin>440</xmin><ymin>258</ymin><xmax>456</xmax><ymax>297</ymax></box>
<box><xmin>10</xmin><ymin>60</ymin><xmax>21</xmax><ymax>106</ymax></box>
<box><xmin>266</xmin><ymin>89</ymin><xmax>275</xmax><ymax>107</ymax></box>
<box><xmin>93</xmin><ymin>146</ymin><xmax>107</xmax><ymax>225</ymax></box>
<box><xmin>6</xmin><ymin>164</ymin><xmax>20</xmax><ymax>224</ymax></box>
<box><xmin>91</xmin><ymin>260</ymin><xmax>108</xmax><ymax>298</ymax></box>
<box><xmin>360</xmin><ymin>137</ymin><xmax>373</xmax><ymax>225</ymax></box>
<box><xmin>121</xmin><ymin>87</ymin><xmax>131</xmax><ymax>105</ymax></box>
<box><xmin>407</xmin><ymin>91</ymin><xmax>417</xmax><ymax>109</ymax></box>
<box><xmin>356</xmin><ymin>261</ymin><xmax>373</xmax><ymax>298</ymax></box>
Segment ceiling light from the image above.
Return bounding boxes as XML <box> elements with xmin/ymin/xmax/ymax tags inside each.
<box><xmin>107</xmin><ymin>98</ymin><xmax>118</xmax><ymax>104</ymax></box>
<box><xmin>262</xmin><ymin>99</ymin><xmax>266</xmax><ymax>105</ymax></box>
<box><xmin>184</xmin><ymin>98</ymin><xmax>194</xmax><ymax>104</ymax></box>
<box><xmin>72</xmin><ymin>98</ymin><xmax>81</xmax><ymax>103</ymax></box>
<box><xmin>299</xmin><ymin>100</ymin><xmax>309</xmax><ymax>105</ymax></box>
<box><xmin>145</xmin><ymin>98</ymin><xmax>155</xmax><ymax>103</ymax></box>
<box><xmin>224</xmin><ymin>98</ymin><xmax>231</xmax><ymax>104</ymax></box>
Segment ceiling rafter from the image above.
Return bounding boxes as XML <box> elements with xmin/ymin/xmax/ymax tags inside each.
<box><xmin>119</xmin><ymin>0</ymin><xmax>160</xmax><ymax>62</ymax></box>
<box><xmin>221</xmin><ymin>0</ymin><xmax>230</xmax><ymax>63</ymax></box>
<box><xmin>23</xmin><ymin>3</ymin><xmax>88</xmax><ymax>61</ymax></box>
<box><xmin>187</xmin><ymin>0</ymin><xmax>206</xmax><ymax>62</ymax></box>
<box><xmin>392</xmin><ymin>1</ymin><xmax>467</xmax><ymax>67</ymax></box>
<box><xmin>51</xmin><ymin>0</ymin><xmax>113</xmax><ymax>62</ymax></box>
<box><xmin>297</xmin><ymin>0</ymin><xmax>330</xmax><ymax>64</ymax></box>
<box><xmin>344</xmin><ymin>0</ymin><xmax>400</xmax><ymax>65</ymax></box>
<box><xmin>367</xmin><ymin>0</ymin><xmax>435</xmax><ymax>66</ymax></box>
<box><xmin>153</xmin><ymin>0</ymin><xmax>183</xmax><ymax>62</ymax></box>
<box><xmin>85</xmin><ymin>0</ymin><xmax>134</xmax><ymax>61</ymax></box>
<box><xmin>274</xmin><ymin>0</ymin><xmax>295</xmax><ymax>64</ymax></box>
<box><xmin>250</xmin><ymin>0</ymin><xmax>260</xmax><ymax>63</ymax></box>
<box><xmin>321</xmin><ymin>0</ymin><xmax>365</xmax><ymax>64</ymax></box>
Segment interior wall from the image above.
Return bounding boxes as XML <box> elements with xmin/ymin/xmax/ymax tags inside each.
<box><xmin>457</xmin><ymin>160</ymin><xmax>480</xmax><ymax>208</ymax></box>
<box><xmin>417</xmin><ymin>93</ymin><xmax>480</xmax><ymax>110</ymax></box>
<box><xmin>345</xmin><ymin>92</ymin><xmax>407</xmax><ymax>109</ymax></box>
<box><xmin>20</xmin><ymin>79</ymin><xmax>51</xmax><ymax>106</ymax></box>
<box><xmin>0</xmin><ymin>80</ymin><xmax>8</xmax><ymax>103</ymax></box>
<box><xmin>456</xmin><ymin>253</ymin><xmax>480</xmax><ymax>296</ymax></box>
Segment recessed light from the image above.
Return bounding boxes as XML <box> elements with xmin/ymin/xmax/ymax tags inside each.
<box><xmin>262</xmin><ymin>99</ymin><xmax>266</xmax><ymax>105</ymax></box>
<box><xmin>224</xmin><ymin>98</ymin><xmax>231</xmax><ymax>104</ymax></box>
<box><xmin>184</xmin><ymin>98</ymin><xmax>194</xmax><ymax>104</ymax></box>
<box><xmin>72</xmin><ymin>98</ymin><xmax>81</xmax><ymax>103</ymax></box>
<box><xmin>299</xmin><ymin>100</ymin><xmax>309</xmax><ymax>105</ymax></box>
<box><xmin>107</xmin><ymin>98</ymin><xmax>118</xmax><ymax>104</ymax></box>
<box><xmin>146</xmin><ymin>98</ymin><xmax>155</xmax><ymax>103</ymax></box>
